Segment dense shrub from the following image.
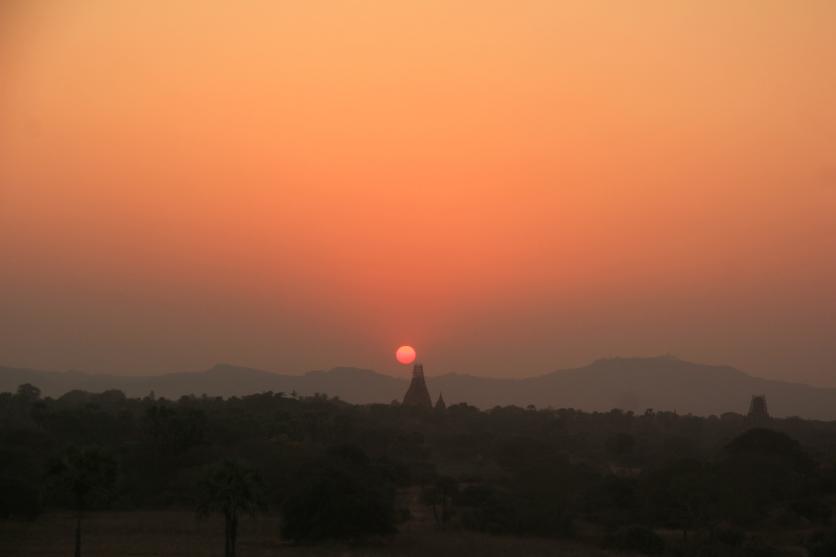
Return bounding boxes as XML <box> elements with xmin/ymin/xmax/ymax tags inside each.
<box><xmin>280</xmin><ymin>445</ymin><xmax>396</xmax><ymax>542</ymax></box>
<box><xmin>457</xmin><ymin>482</ymin><xmax>574</xmax><ymax>538</ymax></box>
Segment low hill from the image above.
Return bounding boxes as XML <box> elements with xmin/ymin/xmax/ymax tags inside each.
<box><xmin>3</xmin><ymin>356</ymin><xmax>836</xmax><ymax>419</ymax></box>
<box><xmin>432</xmin><ymin>357</ymin><xmax>836</xmax><ymax>419</ymax></box>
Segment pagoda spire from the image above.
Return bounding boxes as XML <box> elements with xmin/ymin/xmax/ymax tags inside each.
<box><xmin>402</xmin><ymin>363</ymin><xmax>432</xmax><ymax>408</ymax></box>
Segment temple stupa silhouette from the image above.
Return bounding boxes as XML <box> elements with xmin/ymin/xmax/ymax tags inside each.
<box><xmin>402</xmin><ymin>362</ymin><xmax>432</xmax><ymax>408</ymax></box>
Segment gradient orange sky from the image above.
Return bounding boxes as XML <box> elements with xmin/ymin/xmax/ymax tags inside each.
<box><xmin>1</xmin><ymin>1</ymin><xmax>835</xmax><ymax>383</ymax></box>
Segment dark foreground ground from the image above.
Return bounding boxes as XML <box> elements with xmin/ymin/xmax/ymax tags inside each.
<box><xmin>0</xmin><ymin>511</ymin><xmax>625</xmax><ymax>557</ymax></box>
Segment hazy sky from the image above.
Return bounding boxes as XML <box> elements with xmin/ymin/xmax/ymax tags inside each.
<box><xmin>1</xmin><ymin>1</ymin><xmax>835</xmax><ymax>383</ymax></box>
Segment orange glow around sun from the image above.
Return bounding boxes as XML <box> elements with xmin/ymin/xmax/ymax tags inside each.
<box><xmin>0</xmin><ymin>1</ymin><xmax>834</xmax><ymax>382</ymax></box>
<box><xmin>396</xmin><ymin>346</ymin><xmax>417</xmax><ymax>365</ymax></box>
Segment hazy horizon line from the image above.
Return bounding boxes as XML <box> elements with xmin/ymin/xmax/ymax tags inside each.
<box><xmin>4</xmin><ymin>353</ymin><xmax>828</xmax><ymax>388</ymax></box>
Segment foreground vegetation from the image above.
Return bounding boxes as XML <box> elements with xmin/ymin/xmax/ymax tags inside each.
<box><xmin>3</xmin><ymin>384</ymin><xmax>836</xmax><ymax>556</ymax></box>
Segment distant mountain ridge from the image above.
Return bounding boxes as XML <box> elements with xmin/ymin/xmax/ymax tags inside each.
<box><xmin>2</xmin><ymin>356</ymin><xmax>836</xmax><ymax>420</ymax></box>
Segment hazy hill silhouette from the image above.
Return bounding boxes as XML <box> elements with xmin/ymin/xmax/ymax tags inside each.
<box><xmin>432</xmin><ymin>357</ymin><xmax>836</xmax><ymax>419</ymax></box>
<box><xmin>3</xmin><ymin>356</ymin><xmax>836</xmax><ymax>419</ymax></box>
<box><xmin>0</xmin><ymin>363</ymin><xmax>405</xmax><ymax>402</ymax></box>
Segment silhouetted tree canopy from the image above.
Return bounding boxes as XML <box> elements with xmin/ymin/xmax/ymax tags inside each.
<box><xmin>1</xmin><ymin>383</ymin><xmax>836</xmax><ymax>554</ymax></box>
<box><xmin>281</xmin><ymin>445</ymin><xmax>396</xmax><ymax>541</ymax></box>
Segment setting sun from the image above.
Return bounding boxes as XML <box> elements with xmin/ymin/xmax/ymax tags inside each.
<box><xmin>2</xmin><ymin>2</ymin><xmax>836</xmax><ymax>554</ymax></box>
<box><xmin>396</xmin><ymin>346</ymin><xmax>417</xmax><ymax>365</ymax></box>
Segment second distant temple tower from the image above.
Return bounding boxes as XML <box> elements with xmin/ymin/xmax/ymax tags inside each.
<box><xmin>747</xmin><ymin>394</ymin><xmax>770</xmax><ymax>422</ymax></box>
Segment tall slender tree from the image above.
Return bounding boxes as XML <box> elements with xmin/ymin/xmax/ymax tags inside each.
<box><xmin>196</xmin><ymin>460</ymin><xmax>265</xmax><ymax>557</ymax></box>
<box><xmin>47</xmin><ymin>446</ymin><xmax>117</xmax><ymax>557</ymax></box>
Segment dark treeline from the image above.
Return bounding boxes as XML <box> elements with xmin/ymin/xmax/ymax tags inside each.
<box><xmin>3</xmin><ymin>383</ymin><xmax>836</xmax><ymax>556</ymax></box>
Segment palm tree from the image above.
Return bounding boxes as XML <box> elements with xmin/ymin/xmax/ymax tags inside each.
<box><xmin>47</xmin><ymin>446</ymin><xmax>117</xmax><ymax>557</ymax></box>
<box><xmin>197</xmin><ymin>460</ymin><xmax>265</xmax><ymax>557</ymax></box>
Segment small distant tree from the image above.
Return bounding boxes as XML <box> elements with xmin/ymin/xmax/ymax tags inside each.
<box><xmin>47</xmin><ymin>446</ymin><xmax>117</xmax><ymax>557</ymax></box>
<box><xmin>196</xmin><ymin>460</ymin><xmax>266</xmax><ymax>557</ymax></box>
<box><xmin>16</xmin><ymin>383</ymin><xmax>41</xmax><ymax>402</ymax></box>
<box><xmin>422</xmin><ymin>476</ymin><xmax>458</xmax><ymax>528</ymax></box>
<box><xmin>645</xmin><ymin>459</ymin><xmax>714</xmax><ymax>540</ymax></box>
